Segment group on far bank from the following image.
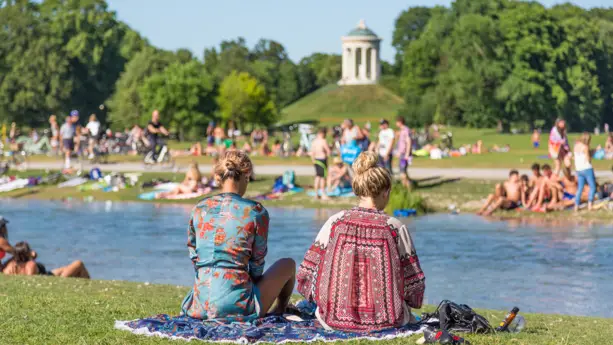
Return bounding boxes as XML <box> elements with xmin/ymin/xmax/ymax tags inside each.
<box><xmin>478</xmin><ymin>129</ymin><xmax>612</xmax><ymax>216</ymax></box>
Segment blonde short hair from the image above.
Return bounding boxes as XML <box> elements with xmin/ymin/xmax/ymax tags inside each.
<box><xmin>214</xmin><ymin>150</ymin><xmax>253</xmax><ymax>183</ymax></box>
<box><xmin>351</xmin><ymin>151</ymin><xmax>392</xmax><ymax>198</ymax></box>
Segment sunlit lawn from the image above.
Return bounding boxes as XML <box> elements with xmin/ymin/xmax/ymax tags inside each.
<box><xmin>0</xmin><ymin>275</ymin><xmax>611</xmax><ymax>345</ymax></box>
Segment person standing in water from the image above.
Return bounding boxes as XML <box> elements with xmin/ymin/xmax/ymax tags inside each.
<box><xmin>310</xmin><ymin>128</ymin><xmax>331</xmax><ymax>200</ymax></box>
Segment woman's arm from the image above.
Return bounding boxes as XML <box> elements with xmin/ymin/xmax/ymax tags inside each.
<box><xmin>396</xmin><ymin>223</ymin><xmax>425</xmax><ymax>309</ymax></box>
<box><xmin>249</xmin><ymin>206</ymin><xmax>269</xmax><ymax>281</ymax></box>
<box><xmin>186</xmin><ymin>209</ymin><xmax>199</xmax><ymax>269</ymax></box>
<box><xmin>0</xmin><ymin>238</ymin><xmax>14</xmax><ymax>255</ymax></box>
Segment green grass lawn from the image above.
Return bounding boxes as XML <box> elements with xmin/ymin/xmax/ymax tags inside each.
<box><xmin>24</xmin><ymin>127</ymin><xmax>613</xmax><ymax>171</ymax></box>
<box><xmin>0</xmin><ymin>275</ymin><xmax>610</xmax><ymax>345</ymax></box>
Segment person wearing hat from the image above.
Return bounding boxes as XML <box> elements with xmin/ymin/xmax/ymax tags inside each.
<box><xmin>376</xmin><ymin>119</ymin><xmax>395</xmax><ymax>173</ymax></box>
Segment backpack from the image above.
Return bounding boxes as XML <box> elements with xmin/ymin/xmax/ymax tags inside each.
<box><xmin>421</xmin><ymin>300</ymin><xmax>493</xmax><ymax>334</ymax></box>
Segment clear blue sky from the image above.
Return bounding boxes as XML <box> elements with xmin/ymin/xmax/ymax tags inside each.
<box><xmin>107</xmin><ymin>0</ymin><xmax>605</xmax><ymax>63</ymax></box>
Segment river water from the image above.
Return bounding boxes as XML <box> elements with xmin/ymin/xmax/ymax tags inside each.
<box><xmin>2</xmin><ymin>199</ymin><xmax>612</xmax><ymax>318</ymax></box>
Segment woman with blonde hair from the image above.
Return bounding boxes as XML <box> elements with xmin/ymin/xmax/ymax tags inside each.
<box><xmin>181</xmin><ymin>150</ymin><xmax>295</xmax><ymax>321</ymax></box>
<box><xmin>297</xmin><ymin>151</ymin><xmax>425</xmax><ymax>332</ymax></box>
<box><xmin>574</xmin><ymin>132</ymin><xmax>596</xmax><ymax>211</ymax></box>
<box><xmin>156</xmin><ymin>163</ymin><xmax>203</xmax><ymax>199</ymax></box>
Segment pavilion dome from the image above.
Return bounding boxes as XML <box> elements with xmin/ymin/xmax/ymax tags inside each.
<box><xmin>346</xmin><ymin>20</ymin><xmax>378</xmax><ymax>38</ymax></box>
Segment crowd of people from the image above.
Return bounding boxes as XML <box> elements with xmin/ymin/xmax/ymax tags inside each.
<box><xmin>478</xmin><ymin>121</ymin><xmax>612</xmax><ymax>216</ymax></box>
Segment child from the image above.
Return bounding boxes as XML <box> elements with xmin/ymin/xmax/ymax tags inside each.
<box><xmin>532</xmin><ymin>129</ymin><xmax>540</xmax><ymax>149</ymax></box>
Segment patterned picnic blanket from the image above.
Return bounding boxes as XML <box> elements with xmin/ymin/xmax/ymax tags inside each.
<box><xmin>115</xmin><ymin>314</ymin><xmax>424</xmax><ymax>344</ymax></box>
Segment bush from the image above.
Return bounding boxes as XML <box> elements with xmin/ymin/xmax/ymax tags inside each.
<box><xmin>385</xmin><ymin>183</ymin><xmax>429</xmax><ymax>215</ymax></box>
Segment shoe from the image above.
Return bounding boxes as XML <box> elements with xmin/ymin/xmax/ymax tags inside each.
<box><xmin>88</xmin><ymin>154</ymin><xmax>94</xmax><ymax>159</ymax></box>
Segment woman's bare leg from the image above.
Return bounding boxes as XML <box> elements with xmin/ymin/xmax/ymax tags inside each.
<box><xmin>255</xmin><ymin>258</ymin><xmax>295</xmax><ymax>316</ymax></box>
<box><xmin>52</xmin><ymin>260</ymin><xmax>90</xmax><ymax>279</ymax></box>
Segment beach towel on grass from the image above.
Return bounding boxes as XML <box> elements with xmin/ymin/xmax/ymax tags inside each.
<box><xmin>115</xmin><ymin>315</ymin><xmax>424</xmax><ymax>344</ymax></box>
<box><xmin>0</xmin><ymin>178</ymin><xmax>29</xmax><ymax>193</ymax></box>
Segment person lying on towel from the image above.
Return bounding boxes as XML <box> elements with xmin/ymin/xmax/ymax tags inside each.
<box><xmin>297</xmin><ymin>152</ymin><xmax>426</xmax><ymax>332</ymax></box>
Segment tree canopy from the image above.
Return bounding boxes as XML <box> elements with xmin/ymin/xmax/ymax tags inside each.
<box><xmin>393</xmin><ymin>0</ymin><xmax>613</xmax><ymax>130</ymax></box>
<box><xmin>2</xmin><ymin>0</ymin><xmax>613</xmax><ymax>135</ymax></box>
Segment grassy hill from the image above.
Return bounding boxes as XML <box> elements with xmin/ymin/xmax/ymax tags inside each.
<box><xmin>281</xmin><ymin>84</ymin><xmax>404</xmax><ymax>126</ymax></box>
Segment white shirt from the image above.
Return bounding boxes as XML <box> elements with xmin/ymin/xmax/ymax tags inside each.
<box><xmin>86</xmin><ymin>121</ymin><xmax>101</xmax><ymax>136</ymax></box>
<box><xmin>378</xmin><ymin>128</ymin><xmax>395</xmax><ymax>156</ymax></box>
<box><xmin>574</xmin><ymin>145</ymin><xmax>592</xmax><ymax>171</ymax></box>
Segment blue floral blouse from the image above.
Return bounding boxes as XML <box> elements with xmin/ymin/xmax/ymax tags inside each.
<box><xmin>181</xmin><ymin>192</ymin><xmax>269</xmax><ymax>322</ymax></box>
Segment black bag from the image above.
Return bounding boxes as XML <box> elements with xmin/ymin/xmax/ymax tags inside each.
<box><xmin>421</xmin><ymin>300</ymin><xmax>493</xmax><ymax>334</ymax></box>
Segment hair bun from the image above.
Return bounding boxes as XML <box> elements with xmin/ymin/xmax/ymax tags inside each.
<box><xmin>352</xmin><ymin>151</ymin><xmax>378</xmax><ymax>175</ymax></box>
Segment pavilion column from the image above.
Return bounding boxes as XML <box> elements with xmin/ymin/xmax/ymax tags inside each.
<box><xmin>370</xmin><ymin>48</ymin><xmax>377</xmax><ymax>81</ymax></box>
<box><xmin>360</xmin><ymin>46</ymin><xmax>367</xmax><ymax>80</ymax></box>
<box><xmin>342</xmin><ymin>47</ymin><xmax>348</xmax><ymax>79</ymax></box>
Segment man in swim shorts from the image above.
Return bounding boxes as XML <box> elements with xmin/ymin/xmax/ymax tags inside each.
<box><xmin>477</xmin><ymin>170</ymin><xmax>523</xmax><ymax>216</ymax></box>
<box><xmin>310</xmin><ymin>128</ymin><xmax>331</xmax><ymax>200</ymax></box>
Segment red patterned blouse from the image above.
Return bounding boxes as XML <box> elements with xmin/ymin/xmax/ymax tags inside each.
<box><xmin>297</xmin><ymin>207</ymin><xmax>425</xmax><ymax>332</ymax></box>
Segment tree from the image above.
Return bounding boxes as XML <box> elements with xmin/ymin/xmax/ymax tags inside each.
<box><xmin>392</xmin><ymin>7</ymin><xmax>433</xmax><ymax>72</ymax></box>
<box><xmin>217</xmin><ymin>71</ymin><xmax>277</xmax><ymax>130</ymax></box>
<box><xmin>107</xmin><ymin>48</ymin><xmax>176</xmax><ymax>129</ymax></box>
<box><xmin>139</xmin><ymin>61</ymin><xmax>216</xmax><ymax>140</ymax></box>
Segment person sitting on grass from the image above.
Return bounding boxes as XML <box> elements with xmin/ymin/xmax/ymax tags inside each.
<box><xmin>2</xmin><ymin>241</ymin><xmax>89</xmax><ymax>278</ymax></box>
<box><xmin>297</xmin><ymin>151</ymin><xmax>425</xmax><ymax>332</ymax></box>
<box><xmin>180</xmin><ymin>151</ymin><xmax>295</xmax><ymax>321</ymax></box>
<box><xmin>545</xmin><ymin>167</ymin><xmax>591</xmax><ymax>211</ymax></box>
<box><xmin>156</xmin><ymin>163</ymin><xmax>205</xmax><ymax>199</ymax></box>
<box><xmin>477</xmin><ymin>170</ymin><xmax>522</xmax><ymax>216</ymax></box>
<box><xmin>528</xmin><ymin>164</ymin><xmax>561</xmax><ymax>211</ymax></box>
<box><xmin>520</xmin><ymin>174</ymin><xmax>531</xmax><ymax>207</ymax></box>
<box><xmin>327</xmin><ymin>157</ymin><xmax>351</xmax><ymax>192</ymax></box>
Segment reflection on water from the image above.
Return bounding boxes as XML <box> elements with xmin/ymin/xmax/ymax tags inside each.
<box><xmin>2</xmin><ymin>199</ymin><xmax>612</xmax><ymax>318</ymax></box>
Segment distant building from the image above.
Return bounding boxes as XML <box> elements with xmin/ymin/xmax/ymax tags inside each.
<box><xmin>338</xmin><ymin>20</ymin><xmax>382</xmax><ymax>86</ymax></box>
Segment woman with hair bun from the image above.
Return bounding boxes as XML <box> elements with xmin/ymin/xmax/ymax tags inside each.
<box><xmin>297</xmin><ymin>151</ymin><xmax>425</xmax><ymax>332</ymax></box>
<box><xmin>181</xmin><ymin>150</ymin><xmax>296</xmax><ymax>322</ymax></box>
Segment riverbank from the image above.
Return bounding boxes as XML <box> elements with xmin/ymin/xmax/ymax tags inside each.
<box><xmin>0</xmin><ymin>275</ymin><xmax>610</xmax><ymax>344</ymax></box>
<box><xmin>1</xmin><ymin>170</ymin><xmax>612</xmax><ymax>220</ymax></box>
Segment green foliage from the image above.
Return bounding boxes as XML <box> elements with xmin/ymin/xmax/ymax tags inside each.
<box><xmin>395</xmin><ymin>0</ymin><xmax>613</xmax><ymax>130</ymax></box>
<box><xmin>0</xmin><ymin>0</ymin><xmax>146</xmax><ymax>126</ymax></box>
<box><xmin>385</xmin><ymin>183</ymin><xmax>428</xmax><ymax>215</ymax></box>
<box><xmin>217</xmin><ymin>71</ymin><xmax>277</xmax><ymax>129</ymax></box>
<box><xmin>139</xmin><ymin>61</ymin><xmax>216</xmax><ymax>140</ymax></box>
<box><xmin>106</xmin><ymin>48</ymin><xmax>176</xmax><ymax>129</ymax></box>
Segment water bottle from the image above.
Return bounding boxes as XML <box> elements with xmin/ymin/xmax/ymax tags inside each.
<box><xmin>496</xmin><ymin>307</ymin><xmax>520</xmax><ymax>332</ymax></box>
<box><xmin>507</xmin><ymin>314</ymin><xmax>526</xmax><ymax>333</ymax></box>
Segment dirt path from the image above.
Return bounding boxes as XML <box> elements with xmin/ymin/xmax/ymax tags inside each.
<box><xmin>24</xmin><ymin>161</ymin><xmax>613</xmax><ymax>179</ymax></box>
